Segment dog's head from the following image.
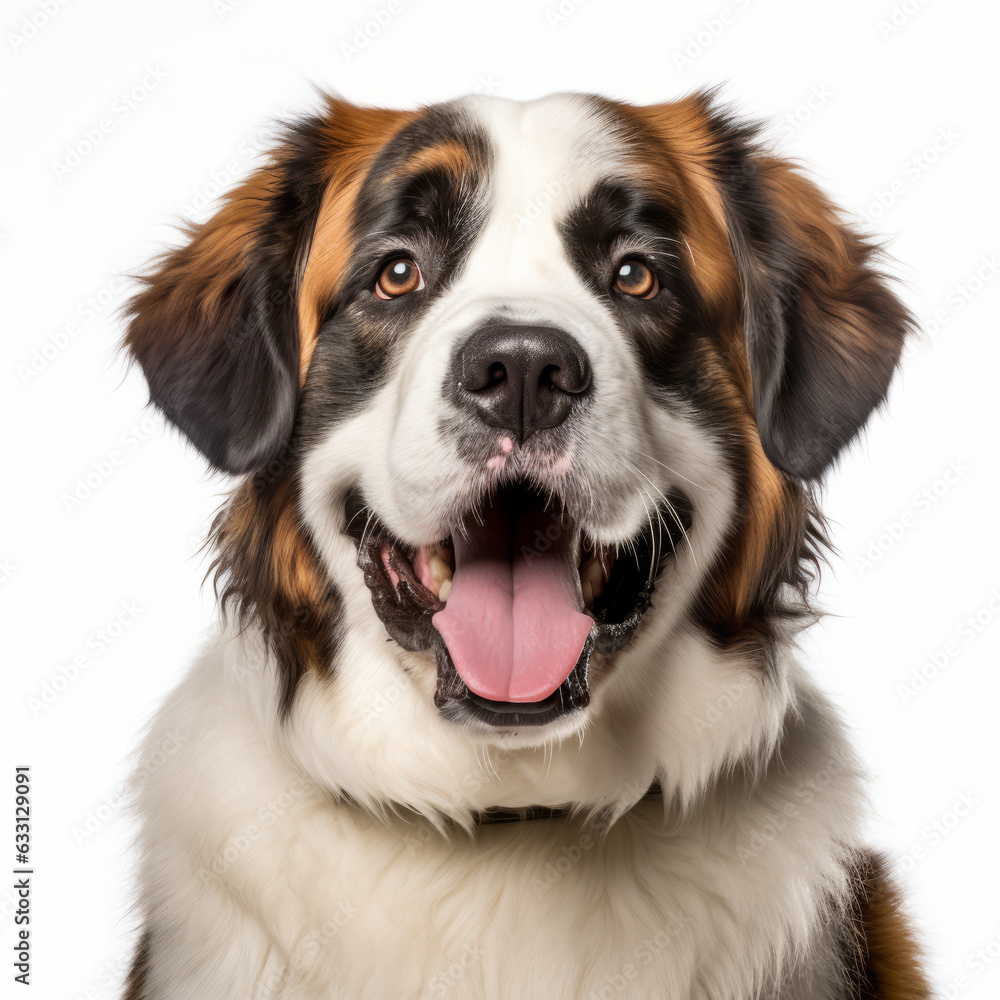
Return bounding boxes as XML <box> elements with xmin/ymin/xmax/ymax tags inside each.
<box><xmin>126</xmin><ymin>92</ymin><xmax>909</xmax><ymax>810</ymax></box>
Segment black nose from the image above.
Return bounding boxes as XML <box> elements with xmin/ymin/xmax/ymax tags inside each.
<box><xmin>453</xmin><ymin>325</ymin><xmax>592</xmax><ymax>442</ymax></box>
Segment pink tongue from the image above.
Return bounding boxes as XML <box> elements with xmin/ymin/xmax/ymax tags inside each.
<box><xmin>432</xmin><ymin>501</ymin><xmax>593</xmax><ymax>703</ymax></box>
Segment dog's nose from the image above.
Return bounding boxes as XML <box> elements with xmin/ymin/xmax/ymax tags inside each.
<box><xmin>453</xmin><ymin>325</ymin><xmax>592</xmax><ymax>442</ymax></box>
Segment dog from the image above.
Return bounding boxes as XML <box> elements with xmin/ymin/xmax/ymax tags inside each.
<box><xmin>121</xmin><ymin>90</ymin><xmax>930</xmax><ymax>999</ymax></box>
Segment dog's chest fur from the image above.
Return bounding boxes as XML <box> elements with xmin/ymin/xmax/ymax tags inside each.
<box><xmin>132</xmin><ymin>633</ymin><xmax>861</xmax><ymax>1000</ymax></box>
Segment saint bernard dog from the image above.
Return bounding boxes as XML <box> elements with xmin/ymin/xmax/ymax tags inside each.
<box><xmin>121</xmin><ymin>90</ymin><xmax>930</xmax><ymax>999</ymax></box>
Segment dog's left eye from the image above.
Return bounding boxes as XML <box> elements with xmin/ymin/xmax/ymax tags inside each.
<box><xmin>375</xmin><ymin>258</ymin><xmax>424</xmax><ymax>299</ymax></box>
<box><xmin>615</xmin><ymin>259</ymin><xmax>659</xmax><ymax>299</ymax></box>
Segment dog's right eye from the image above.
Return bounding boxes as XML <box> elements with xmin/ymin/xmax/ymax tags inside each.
<box><xmin>375</xmin><ymin>258</ymin><xmax>424</xmax><ymax>299</ymax></box>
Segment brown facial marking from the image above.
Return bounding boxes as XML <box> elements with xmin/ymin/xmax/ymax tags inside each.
<box><xmin>618</xmin><ymin>95</ymin><xmax>740</xmax><ymax>320</ymax></box>
<box><xmin>391</xmin><ymin>139</ymin><xmax>472</xmax><ymax>181</ymax></box>
<box><xmin>297</xmin><ymin>100</ymin><xmax>419</xmax><ymax>378</ymax></box>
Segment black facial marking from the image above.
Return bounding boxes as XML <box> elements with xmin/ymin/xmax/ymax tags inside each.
<box><xmin>558</xmin><ymin>176</ymin><xmax>755</xmax><ymax>499</ymax></box>
<box><xmin>559</xmin><ymin>180</ymin><xmax>719</xmax><ymax>399</ymax></box>
<box><xmin>298</xmin><ymin>106</ymin><xmax>493</xmax><ymax>448</ymax></box>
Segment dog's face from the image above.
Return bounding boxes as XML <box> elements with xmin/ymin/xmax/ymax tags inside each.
<box><xmin>126</xmin><ymin>93</ymin><xmax>909</xmax><ymax>805</ymax></box>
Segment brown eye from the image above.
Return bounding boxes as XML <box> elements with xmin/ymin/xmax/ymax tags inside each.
<box><xmin>615</xmin><ymin>260</ymin><xmax>658</xmax><ymax>298</ymax></box>
<box><xmin>375</xmin><ymin>258</ymin><xmax>423</xmax><ymax>299</ymax></box>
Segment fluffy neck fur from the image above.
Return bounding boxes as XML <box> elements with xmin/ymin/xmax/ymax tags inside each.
<box><xmin>127</xmin><ymin>613</ymin><xmax>866</xmax><ymax>1000</ymax></box>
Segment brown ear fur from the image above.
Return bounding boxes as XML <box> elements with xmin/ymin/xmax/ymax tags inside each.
<box><xmin>124</xmin><ymin>98</ymin><xmax>418</xmax><ymax>476</ymax></box>
<box><xmin>124</xmin><ymin>158</ymin><xmax>308</xmax><ymax>474</ymax></box>
<box><xmin>717</xmin><ymin>122</ymin><xmax>914</xmax><ymax>479</ymax></box>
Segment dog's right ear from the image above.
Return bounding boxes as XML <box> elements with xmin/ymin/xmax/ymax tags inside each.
<box><xmin>124</xmin><ymin>158</ymin><xmax>312</xmax><ymax>475</ymax></box>
<box><xmin>125</xmin><ymin>97</ymin><xmax>419</xmax><ymax>474</ymax></box>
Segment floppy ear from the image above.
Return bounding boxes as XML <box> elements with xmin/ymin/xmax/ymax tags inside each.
<box><xmin>725</xmin><ymin>153</ymin><xmax>913</xmax><ymax>480</ymax></box>
<box><xmin>124</xmin><ymin>162</ymin><xmax>310</xmax><ymax>475</ymax></box>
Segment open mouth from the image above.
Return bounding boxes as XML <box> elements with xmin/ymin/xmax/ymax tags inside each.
<box><xmin>345</xmin><ymin>479</ymin><xmax>691</xmax><ymax>730</ymax></box>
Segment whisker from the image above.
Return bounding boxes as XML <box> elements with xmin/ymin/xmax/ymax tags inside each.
<box><xmin>637</xmin><ymin>451</ymin><xmax>714</xmax><ymax>495</ymax></box>
<box><xmin>626</xmin><ymin>471</ymin><xmax>658</xmax><ymax>585</ymax></box>
<box><xmin>345</xmin><ymin>501</ymin><xmax>372</xmax><ymax>533</ymax></box>
<box><xmin>641</xmin><ymin>484</ymin><xmax>664</xmax><ymax>587</ymax></box>
<box><xmin>358</xmin><ymin>509</ymin><xmax>378</xmax><ymax>553</ymax></box>
<box><xmin>629</xmin><ymin>463</ymin><xmax>697</xmax><ymax>568</ymax></box>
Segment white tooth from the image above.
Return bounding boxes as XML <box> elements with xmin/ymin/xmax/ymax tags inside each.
<box><xmin>438</xmin><ymin>578</ymin><xmax>452</xmax><ymax>602</ymax></box>
<box><xmin>582</xmin><ymin>580</ymin><xmax>594</xmax><ymax>608</ymax></box>
<box><xmin>580</xmin><ymin>555</ymin><xmax>604</xmax><ymax>601</ymax></box>
<box><xmin>429</xmin><ymin>553</ymin><xmax>453</xmax><ymax>586</ymax></box>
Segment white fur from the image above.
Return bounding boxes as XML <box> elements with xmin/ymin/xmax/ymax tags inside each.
<box><xmin>130</xmin><ymin>630</ymin><xmax>865</xmax><ymax>1000</ymax></box>
<box><xmin>127</xmin><ymin>94</ymin><xmax>871</xmax><ymax>999</ymax></box>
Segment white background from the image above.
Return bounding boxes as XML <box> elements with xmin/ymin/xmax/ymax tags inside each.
<box><xmin>2</xmin><ymin>0</ymin><xmax>999</xmax><ymax>996</ymax></box>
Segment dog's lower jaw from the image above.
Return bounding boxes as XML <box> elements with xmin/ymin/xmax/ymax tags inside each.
<box><xmin>124</xmin><ymin>625</ymin><xmax>882</xmax><ymax>1000</ymax></box>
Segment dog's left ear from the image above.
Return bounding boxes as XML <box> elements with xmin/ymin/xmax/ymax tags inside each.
<box><xmin>124</xmin><ymin>162</ymin><xmax>308</xmax><ymax>475</ymax></box>
<box><xmin>724</xmin><ymin>153</ymin><xmax>913</xmax><ymax>480</ymax></box>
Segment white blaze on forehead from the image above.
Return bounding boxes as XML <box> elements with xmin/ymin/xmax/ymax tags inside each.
<box><xmin>456</xmin><ymin>93</ymin><xmax>630</xmax><ymax>299</ymax></box>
